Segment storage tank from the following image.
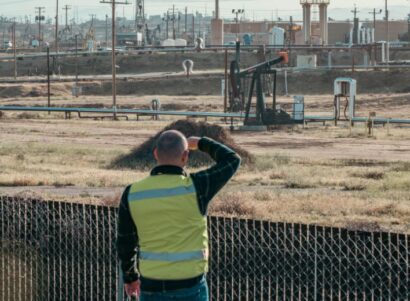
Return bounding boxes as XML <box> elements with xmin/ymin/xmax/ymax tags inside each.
<box><xmin>243</xmin><ymin>34</ymin><xmax>252</xmax><ymax>45</ymax></box>
<box><xmin>269</xmin><ymin>27</ymin><xmax>285</xmax><ymax>46</ymax></box>
<box><xmin>87</xmin><ymin>39</ymin><xmax>94</xmax><ymax>52</ymax></box>
<box><xmin>161</xmin><ymin>39</ymin><xmax>175</xmax><ymax>47</ymax></box>
<box><xmin>366</xmin><ymin>28</ymin><xmax>372</xmax><ymax>44</ymax></box>
<box><xmin>31</xmin><ymin>39</ymin><xmax>40</xmax><ymax>48</ymax></box>
<box><xmin>174</xmin><ymin>39</ymin><xmax>187</xmax><ymax>47</ymax></box>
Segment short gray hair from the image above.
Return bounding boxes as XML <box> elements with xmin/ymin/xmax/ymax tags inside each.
<box><xmin>155</xmin><ymin>130</ymin><xmax>188</xmax><ymax>160</ymax></box>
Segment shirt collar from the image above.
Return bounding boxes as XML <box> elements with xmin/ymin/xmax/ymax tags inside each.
<box><xmin>150</xmin><ymin>165</ymin><xmax>187</xmax><ymax>176</ymax></box>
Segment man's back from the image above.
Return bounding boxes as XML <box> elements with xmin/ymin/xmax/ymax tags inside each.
<box><xmin>128</xmin><ymin>173</ymin><xmax>208</xmax><ymax>281</ymax></box>
<box><xmin>117</xmin><ymin>132</ymin><xmax>241</xmax><ymax>300</ymax></box>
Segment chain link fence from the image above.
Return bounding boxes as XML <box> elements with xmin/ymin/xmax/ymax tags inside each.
<box><xmin>0</xmin><ymin>195</ymin><xmax>409</xmax><ymax>301</ymax></box>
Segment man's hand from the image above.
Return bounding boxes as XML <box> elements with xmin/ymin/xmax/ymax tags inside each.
<box><xmin>125</xmin><ymin>280</ymin><xmax>141</xmax><ymax>298</ymax></box>
<box><xmin>187</xmin><ymin>136</ymin><xmax>201</xmax><ymax>151</ymax></box>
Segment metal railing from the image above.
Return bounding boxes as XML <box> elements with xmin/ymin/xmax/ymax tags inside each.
<box><xmin>0</xmin><ymin>196</ymin><xmax>408</xmax><ymax>300</ymax></box>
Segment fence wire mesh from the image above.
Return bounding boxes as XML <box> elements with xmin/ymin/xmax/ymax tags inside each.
<box><xmin>0</xmin><ymin>196</ymin><xmax>409</xmax><ymax>301</ymax></box>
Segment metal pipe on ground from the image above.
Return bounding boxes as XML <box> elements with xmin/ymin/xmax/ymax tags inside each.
<box><xmin>1</xmin><ymin>106</ymin><xmax>410</xmax><ymax>125</ymax></box>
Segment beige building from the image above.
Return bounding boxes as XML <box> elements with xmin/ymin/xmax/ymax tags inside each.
<box><xmin>296</xmin><ymin>21</ymin><xmax>352</xmax><ymax>45</ymax></box>
<box><xmin>363</xmin><ymin>20</ymin><xmax>408</xmax><ymax>41</ymax></box>
<box><xmin>223</xmin><ymin>21</ymin><xmax>303</xmax><ymax>45</ymax></box>
<box><xmin>224</xmin><ymin>21</ymin><xmax>275</xmax><ymax>35</ymax></box>
<box><xmin>328</xmin><ymin>22</ymin><xmax>352</xmax><ymax>44</ymax></box>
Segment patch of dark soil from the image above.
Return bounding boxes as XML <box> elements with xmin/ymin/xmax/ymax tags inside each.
<box><xmin>339</xmin><ymin>159</ymin><xmax>391</xmax><ymax>167</ymax></box>
<box><xmin>16</xmin><ymin>112</ymin><xmax>41</xmax><ymax>119</ymax></box>
<box><xmin>245</xmin><ymin>140</ymin><xmax>333</xmax><ymax>149</ymax></box>
<box><xmin>110</xmin><ymin>120</ymin><xmax>253</xmax><ymax>170</ymax></box>
<box><xmin>161</xmin><ymin>103</ymin><xmax>187</xmax><ymax>111</ymax></box>
<box><xmin>346</xmin><ymin>220</ymin><xmax>383</xmax><ymax>232</ymax></box>
<box><xmin>24</xmin><ymin>89</ymin><xmax>42</xmax><ymax>97</ymax></box>
<box><xmin>64</xmin><ymin>103</ymin><xmax>105</xmax><ymax>109</ymax></box>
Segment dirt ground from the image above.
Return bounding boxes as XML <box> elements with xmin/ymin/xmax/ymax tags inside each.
<box><xmin>1</xmin><ymin>57</ymin><xmax>410</xmax><ymax>233</ymax></box>
<box><xmin>1</xmin><ymin>69</ymin><xmax>410</xmax><ymax>97</ymax></box>
<box><xmin>1</xmin><ymin>91</ymin><xmax>410</xmax><ymax>119</ymax></box>
<box><xmin>1</xmin><ymin>91</ymin><xmax>410</xmax><ymax>233</ymax></box>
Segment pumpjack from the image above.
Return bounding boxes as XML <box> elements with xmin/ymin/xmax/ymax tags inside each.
<box><xmin>229</xmin><ymin>49</ymin><xmax>295</xmax><ymax>125</ymax></box>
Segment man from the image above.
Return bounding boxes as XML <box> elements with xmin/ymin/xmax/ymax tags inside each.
<box><xmin>117</xmin><ymin>130</ymin><xmax>241</xmax><ymax>300</ymax></box>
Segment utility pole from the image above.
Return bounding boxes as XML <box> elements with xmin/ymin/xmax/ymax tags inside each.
<box><xmin>192</xmin><ymin>14</ymin><xmax>195</xmax><ymax>43</ymax></box>
<box><xmin>47</xmin><ymin>45</ymin><xmax>51</xmax><ymax>110</ymax></box>
<box><xmin>63</xmin><ymin>5</ymin><xmax>71</xmax><ymax>30</ymax></box>
<box><xmin>89</xmin><ymin>14</ymin><xmax>96</xmax><ymax>29</ymax></box>
<box><xmin>55</xmin><ymin>0</ymin><xmax>59</xmax><ymax>53</ymax></box>
<box><xmin>75</xmin><ymin>34</ymin><xmax>79</xmax><ymax>94</ymax></box>
<box><xmin>288</xmin><ymin>16</ymin><xmax>294</xmax><ymax>61</ymax></box>
<box><xmin>408</xmin><ymin>14</ymin><xmax>410</xmax><ymax>42</ymax></box>
<box><xmin>385</xmin><ymin>0</ymin><xmax>389</xmax><ymax>63</ymax></box>
<box><xmin>172</xmin><ymin>5</ymin><xmax>176</xmax><ymax>40</ymax></box>
<box><xmin>134</xmin><ymin>0</ymin><xmax>138</xmax><ymax>27</ymax></box>
<box><xmin>105</xmin><ymin>14</ymin><xmax>109</xmax><ymax>46</ymax></box>
<box><xmin>134</xmin><ymin>0</ymin><xmax>144</xmax><ymax>28</ymax></box>
<box><xmin>287</xmin><ymin>16</ymin><xmax>294</xmax><ymax>47</ymax></box>
<box><xmin>368</xmin><ymin>8</ymin><xmax>382</xmax><ymax>65</ymax></box>
<box><xmin>100</xmin><ymin>0</ymin><xmax>130</xmax><ymax>120</ymax></box>
<box><xmin>12</xmin><ymin>20</ymin><xmax>17</xmax><ymax>79</ymax></box>
<box><xmin>369</xmin><ymin>8</ymin><xmax>382</xmax><ymax>37</ymax></box>
<box><xmin>351</xmin><ymin>4</ymin><xmax>359</xmax><ymax>19</ymax></box>
<box><xmin>232</xmin><ymin>9</ymin><xmax>245</xmax><ymax>41</ymax></box>
<box><xmin>177</xmin><ymin>12</ymin><xmax>181</xmax><ymax>38</ymax></box>
<box><xmin>166</xmin><ymin>11</ymin><xmax>169</xmax><ymax>39</ymax></box>
<box><xmin>134</xmin><ymin>0</ymin><xmax>145</xmax><ymax>45</ymax></box>
<box><xmin>185</xmin><ymin>7</ymin><xmax>187</xmax><ymax>33</ymax></box>
<box><xmin>351</xmin><ymin>4</ymin><xmax>359</xmax><ymax>44</ymax></box>
<box><xmin>35</xmin><ymin>7</ymin><xmax>45</xmax><ymax>45</ymax></box>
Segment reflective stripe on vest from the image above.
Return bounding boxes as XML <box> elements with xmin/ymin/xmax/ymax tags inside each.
<box><xmin>128</xmin><ymin>174</ymin><xmax>209</xmax><ymax>280</ymax></box>
<box><xmin>139</xmin><ymin>250</ymin><xmax>206</xmax><ymax>262</ymax></box>
<box><xmin>128</xmin><ymin>184</ymin><xmax>196</xmax><ymax>202</ymax></box>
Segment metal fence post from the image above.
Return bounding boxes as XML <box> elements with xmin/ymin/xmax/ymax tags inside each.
<box><xmin>118</xmin><ymin>265</ymin><xmax>124</xmax><ymax>301</ymax></box>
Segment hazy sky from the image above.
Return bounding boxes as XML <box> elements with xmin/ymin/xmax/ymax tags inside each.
<box><xmin>2</xmin><ymin>0</ymin><xmax>409</xmax><ymax>21</ymax></box>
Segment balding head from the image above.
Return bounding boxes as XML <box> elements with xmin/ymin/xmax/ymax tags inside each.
<box><xmin>154</xmin><ymin>130</ymin><xmax>189</xmax><ymax>167</ymax></box>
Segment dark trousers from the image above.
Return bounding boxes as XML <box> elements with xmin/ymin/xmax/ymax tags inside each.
<box><xmin>140</xmin><ymin>277</ymin><xmax>208</xmax><ymax>301</ymax></box>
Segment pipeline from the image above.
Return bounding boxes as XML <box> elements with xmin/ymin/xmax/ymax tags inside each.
<box><xmin>1</xmin><ymin>105</ymin><xmax>410</xmax><ymax>125</ymax></box>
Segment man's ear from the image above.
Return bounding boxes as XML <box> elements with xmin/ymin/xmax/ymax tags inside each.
<box><xmin>153</xmin><ymin>148</ymin><xmax>159</xmax><ymax>161</ymax></box>
<box><xmin>182</xmin><ymin>150</ymin><xmax>189</xmax><ymax>164</ymax></box>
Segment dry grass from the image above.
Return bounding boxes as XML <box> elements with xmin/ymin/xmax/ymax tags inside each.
<box><xmin>216</xmin><ymin>152</ymin><xmax>410</xmax><ymax>232</ymax></box>
<box><xmin>210</xmin><ymin>189</ymin><xmax>410</xmax><ymax>233</ymax></box>
<box><xmin>0</xmin><ymin>141</ymin><xmax>144</xmax><ymax>188</ymax></box>
<box><xmin>0</xmin><ymin>110</ymin><xmax>409</xmax><ymax>233</ymax></box>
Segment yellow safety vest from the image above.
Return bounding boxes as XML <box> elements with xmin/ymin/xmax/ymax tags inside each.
<box><xmin>128</xmin><ymin>174</ymin><xmax>208</xmax><ymax>280</ymax></box>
